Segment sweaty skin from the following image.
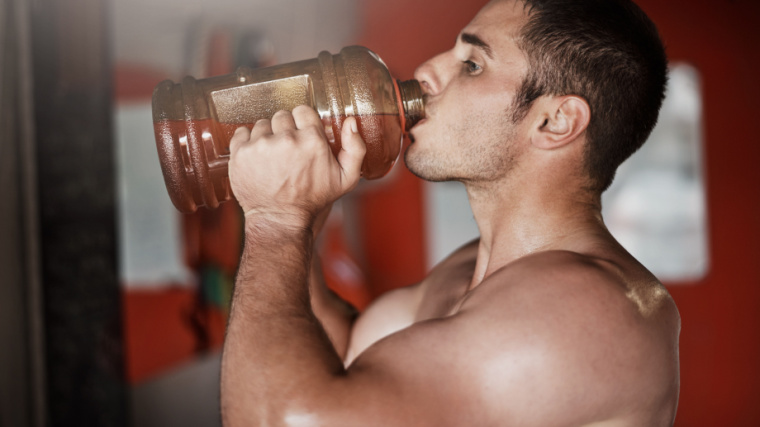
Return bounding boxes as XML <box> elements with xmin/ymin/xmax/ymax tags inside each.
<box><xmin>221</xmin><ymin>1</ymin><xmax>681</xmax><ymax>426</ymax></box>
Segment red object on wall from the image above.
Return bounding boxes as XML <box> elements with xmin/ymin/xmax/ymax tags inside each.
<box><xmin>356</xmin><ymin>0</ymin><xmax>760</xmax><ymax>424</ymax></box>
<box><xmin>113</xmin><ymin>63</ymin><xmax>166</xmax><ymax>103</ymax></box>
<box><xmin>122</xmin><ymin>287</ymin><xmax>226</xmax><ymax>383</ymax></box>
<box><xmin>321</xmin><ymin>217</ymin><xmax>374</xmax><ymax>310</ymax></box>
<box><xmin>183</xmin><ymin>201</ymin><xmax>243</xmax><ymax>275</ymax></box>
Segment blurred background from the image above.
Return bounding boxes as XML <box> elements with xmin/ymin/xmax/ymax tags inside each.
<box><xmin>1</xmin><ymin>0</ymin><xmax>758</xmax><ymax>426</ymax></box>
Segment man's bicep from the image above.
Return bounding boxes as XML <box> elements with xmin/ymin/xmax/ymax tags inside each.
<box><xmin>320</xmin><ymin>316</ymin><xmax>492</xmax><ymax>426</ymax></box>
<box><xmin>329</xmin><ymin>295</ymin><xmax>607</xmax><ymax>427</ymax></box>
<box><xmin>344</xmin><ymin>283</ymin><xmax>423</xmax><ymax>365</ymax></box>
<box><xmin>345</xmin><ymin>313</ymin><xmax>553</xmax><ymax>424</ymax></box>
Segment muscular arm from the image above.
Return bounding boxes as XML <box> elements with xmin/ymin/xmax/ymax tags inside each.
<box><xmin>308</xmin><ymin>248</ymin><xmax>358</xmax><ymax>359</ymax></box>
<box><xmin>222</xmin><ymin>219</ymin><xmax>344</xmax><ymax>423</ymax></box>
<box><xmin>220</xmin><ymin>107</ymin><xmax>473</xmax><ymax>426</ymax></box>
<box><xmin>220</xmin><ymin>106</ymin><xmax>369</xmax><ymax>424</ymax></box>
<box><xmin>221</xmin><ymin>217</ymin><xmax>481</xmax><ymax>425</ymax></box>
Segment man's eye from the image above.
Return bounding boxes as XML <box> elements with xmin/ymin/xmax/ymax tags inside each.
<box><xmin>463</xmin><ymin>60</ymin><xmax>482</xmax><ymax>74</ymax></box>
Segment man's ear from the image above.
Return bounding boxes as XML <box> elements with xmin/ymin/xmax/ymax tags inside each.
<box><xmin>531</xmin><ymin>95</ymin><xmax>590</xmax><ymax>150</ymax></box>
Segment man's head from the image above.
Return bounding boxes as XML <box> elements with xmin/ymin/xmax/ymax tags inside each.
<box><xmin>511</xmin><ymin>0</ymin><xmax>668</xmax><ymax>192</ymax></box>
<box><xmin>406</xmin><ymin>0</ymin><xmax>667</xmax><ymax>193</ymax></box>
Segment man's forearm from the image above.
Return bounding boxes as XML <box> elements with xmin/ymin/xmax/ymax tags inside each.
<box><xmin>309</xmin><ymin>254</ymin><xmax>358</xmax><ymax>359</ymax></box>
<box><xmin>221</xmin><ymin>219</ymin><xmax>346</xmax><ymax>425</ymax></box>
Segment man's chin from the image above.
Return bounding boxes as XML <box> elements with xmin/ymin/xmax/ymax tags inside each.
<box><xmin>403</xmin><ymin>149</ymin><xmax>453</xmax><ymax>183</ymax></box>
<box><xmin>403</xmin><ymin>148</ymin><xmax>429</xmax><ymax>180</ymax></box>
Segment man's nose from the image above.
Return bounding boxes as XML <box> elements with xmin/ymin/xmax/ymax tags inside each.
<box><xmin>414</xmin><ymin>52</ymin><xmax>449</xmax><ymax>96</ymax></box>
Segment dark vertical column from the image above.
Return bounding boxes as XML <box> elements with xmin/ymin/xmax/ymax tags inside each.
<box><xmin>0</xmin><ymin>0</ymin><xmax>32</xmax><ymax>425</ymax></box>
<box><xmin>30</xmin><ymin>0</ymin><xmax>127</xmax><ymax>425</ymax></box>
<box><xmin>2</xmin><ymin>0</ymin><xmax>47</xmax><ymax>425</ymax></box>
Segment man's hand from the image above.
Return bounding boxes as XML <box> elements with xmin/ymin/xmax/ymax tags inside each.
<box><xmin>228</xmin><ymin>105</ymin><xmax>366</xmax><ymax>229</ymax></box>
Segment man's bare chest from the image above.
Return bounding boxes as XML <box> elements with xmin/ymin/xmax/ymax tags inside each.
<box><xmin>415</xmin><ymin>256</ymin><xmax>477</xmax><ymax>322</ymax></box>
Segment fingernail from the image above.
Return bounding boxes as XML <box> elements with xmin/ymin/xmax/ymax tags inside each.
<box><xmin>350</xmin><ymin>118</ymin><xmax>358</xmax><ymax>134</ymax></box>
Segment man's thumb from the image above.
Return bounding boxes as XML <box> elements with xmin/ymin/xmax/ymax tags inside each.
<box><xmin>337</xmin><ymin>117</ymin><xmax>366</xmax><ymax>191</ymax></box>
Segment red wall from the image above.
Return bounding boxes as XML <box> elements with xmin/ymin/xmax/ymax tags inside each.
<box><xmin>638</xmin><ymin>1</ymin><xmax>760</xmax><ymax>425</ymax></box>
<box><xmin>357</xmin><ymin>0</ymin><xmax>760</xmax><ymax>424</ymax></box>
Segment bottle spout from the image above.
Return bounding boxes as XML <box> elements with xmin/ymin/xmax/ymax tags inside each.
<box><xmin>397</xmin><ymin>79</ymin><xmax>425</xmax><ymax>132</ymax></box>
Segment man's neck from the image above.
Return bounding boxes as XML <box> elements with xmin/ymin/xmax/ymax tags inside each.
<box><xmin>464</xmin><ymin>176</ymin><xmax>604</xmax><ymax>290</ymax></box>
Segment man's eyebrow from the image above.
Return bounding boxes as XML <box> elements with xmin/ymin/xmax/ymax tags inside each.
<box><xmin>460</xmin><ymin>32</ymin><xmax>493</xmax><ymax>59</ymax></box>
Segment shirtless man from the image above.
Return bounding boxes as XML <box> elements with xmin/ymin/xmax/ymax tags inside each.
<box><xmin>220</xmin><ymin>0</ymin><xmax>681</xmax><ymax>425</ymax></box>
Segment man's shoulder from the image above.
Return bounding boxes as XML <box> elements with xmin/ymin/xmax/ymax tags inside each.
<box><xmin>455</xmin><ymin>249</ymin><xmax>680</xmax><ymax>423</ymax></box>
<box><xmin>467</xmin><ymin>249</ymin><xmax>680</xmax><ymax>338</ymax></box>
<box><xmin>480</xmin><ymin>249</ymin><xmax>670</xmax><ymax>308</ymax></box>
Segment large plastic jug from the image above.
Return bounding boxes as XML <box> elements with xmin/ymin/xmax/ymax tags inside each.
<box><xmin>152</xmin><ymin>45</ymin><xmax>425</xmax><ymax>213</ymax></box>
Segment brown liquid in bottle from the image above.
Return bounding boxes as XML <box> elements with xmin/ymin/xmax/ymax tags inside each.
<box><xmin>153</xmin><ymin>113</ymin><xmax>403</xmax><ymax>205</ymax></box>
<box><xmin>152</xmin><ymin>46</ymin><xmax>424</xmax><ymax>213</ymax></box>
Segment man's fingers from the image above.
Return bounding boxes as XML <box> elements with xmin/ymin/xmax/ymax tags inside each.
<box><xmin>337</xmin><ymin>117</ymin><xmax>366</xmax><ymax>191</ymax></box>
<box><xmin>271</xmin><ymin>110</ymin><xmax>297</xmax><ymax>134</ymax></box>
<box><xmin>292</xmin><ymin>106</ymin><xmax>328</xmax><ymax>144</ymax></box>
<box><xmin>249</xmin><ymin>119</ymin><xmax>274</xmax><ymax>149</ymax></box>
<box><xmin>292</xmin><ymin>105</ymin><xmax>323</xmax><ymax>130</ymax></box>
<box><xmin>229</xmin><ymin>126</ymin><xmax>251</xmax><ymax>156</ymax></box>
<box><xmin>252</xmin><ymin>118</ymin><xmax>273</xmax><ymax>138</ymax></box>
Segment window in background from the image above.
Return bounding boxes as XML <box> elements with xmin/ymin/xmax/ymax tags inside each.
<box><xmin>116</xmin><ymin>103</ymin><xmax>193</xmax><ymax>287</ymax></box>
<box><xmin>602</xmin><ymin>63</ymin><xmax>708</xmax><ymax>283</ymax></box>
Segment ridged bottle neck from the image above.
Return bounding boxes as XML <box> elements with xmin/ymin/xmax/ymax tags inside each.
<box><xmin>397</xmin><ymin>79</ymin><xmax>425</xmax><ymax>132</ymax></box>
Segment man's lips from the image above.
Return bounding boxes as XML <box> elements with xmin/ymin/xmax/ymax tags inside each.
<box><xmin>409</xmin><ymin>118</ymin><xmax>426</xmax><ymax>143</ymax></box>
<box><xmin>409</xmin><ymin>98</ymin><xmax>430</xmax><ymax>141</ymax></box>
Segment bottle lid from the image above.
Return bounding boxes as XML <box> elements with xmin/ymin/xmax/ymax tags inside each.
<box><xmin>397</xmin><ymin>79</ymin><xmax>425</xmax><ymax>132</ymax></box>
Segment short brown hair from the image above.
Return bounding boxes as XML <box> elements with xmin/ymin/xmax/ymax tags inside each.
<box><xmin>512</xmin><ymin>0</ymin><xmax>668</xmax><ymax>192</ymax></box>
